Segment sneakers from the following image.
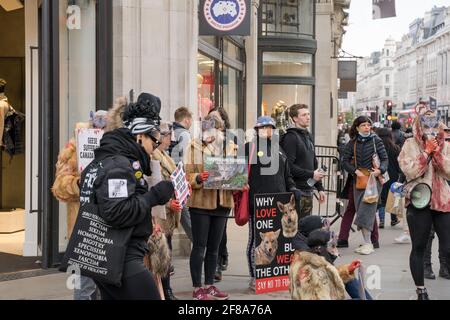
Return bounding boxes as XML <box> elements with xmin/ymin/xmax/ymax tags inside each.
<box><xmin>205</xmin><ymin>286</ymin><xmax>229</xmax><ymax>300</ymax></box>
<box><xmin>355</xmin><ymin>243</ymin><xmax>375</xmax><ymax>255</ymax></box>
<box><xmin>379</xmin><ymin>221</ymin><xmax>385</xmax><ymax>229</ymax></box>
<box><xmin>394</xmin><ymin>233</ymin><xmax>411</xmax><ymax>244</ymax></box>
<box><xmin>193</xmin><ymin>288</ymin><xmax>210</xmax><ymax>301</ymax></box>
<box><xmin>391</xmin><ymin>219</ymin><xmax>401</xmax><ymax>227</ymax></box>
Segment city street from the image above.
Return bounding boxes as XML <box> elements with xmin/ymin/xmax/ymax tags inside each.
<box><xmin>0</xmin><ymin>216</ymin><xmax>449</xmax><ymax>300</ymax></box>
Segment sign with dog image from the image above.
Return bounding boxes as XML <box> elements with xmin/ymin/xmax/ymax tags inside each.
<box><xmin>254</xmin><ymin>192</ymin><xmax>297</xmax><ymax>294</ymax></box>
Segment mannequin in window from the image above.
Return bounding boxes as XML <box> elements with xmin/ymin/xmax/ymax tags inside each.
<box><xmin>0</xmin><ymin>79</ymin><xmax>11</xmax><ymax>147</ymax></box>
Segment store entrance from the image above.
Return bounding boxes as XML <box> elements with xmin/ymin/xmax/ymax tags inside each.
<box><xmin>0</xmin><ymin>2</ymin><xmax>41</xmax><ymax>275</ymax></box>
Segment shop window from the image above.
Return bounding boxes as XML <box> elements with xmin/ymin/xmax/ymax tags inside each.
<box><xmin>221</xmin><ymin>65</ymin><xmax>239</xmax><ymax>129</ymax></box>
<box><xmin>260</xmin><ymin>0</ymin><xmax>314</xmax><ymax>38</ymax></box>
<box><xmin>261</xmin><ymin>84</ymin><xmax>312</xmax><ymax>118</ymax></box>
<box><xmin>197</xmin><ymin>54</ymin><xmax>216</xmax><ymax>120</ymax></box>
<box><xmin>263</xmin><ymin>52</ymin><xmax>312</xmax><ymax>77</ymax></box>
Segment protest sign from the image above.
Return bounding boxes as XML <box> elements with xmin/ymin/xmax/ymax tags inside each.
<box><xmin>203</xmin><ymin>156</ymin><xmax>248</xmax><ymax>190</ymax></box>
<box><xmin>170</xmin><ymin>162</ymin><xmax>191</xmax><ymax>206</ymax></box>
<box><xmin>254</xmin><ymin>192</ymin><xmax>296</xmax><ymax>294</ymax></box>
<box><xmin>76</xmin><ymin>128</ymin><xmax>104</xmax><ymax>173</ymax></box>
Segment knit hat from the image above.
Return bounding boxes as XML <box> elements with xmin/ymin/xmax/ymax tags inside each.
<box><xmin>137</xmin><ymin>92</ymin><xmax>162</xmax><ymax>124</ymax></box>
<box><xmin>298</xmin><ymin>216</ymin><xmax>325</xmax><ymax>237</ymax></box>
<box><xmin>254</xmin><ymin>116</ymin><xmax>276</xmax><ymax>130</ymax></box>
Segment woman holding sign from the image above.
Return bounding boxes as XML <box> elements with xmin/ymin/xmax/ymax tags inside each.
<box><xmin>245</xmin><ymin>116</ymin><xmax>299</xmax><ymax>292</ymax></box>
<box><xmin>75</xmin><ymin>98</ymin><xmax>176</xmax><ymax>300</ymax></box>
<box><xmin>184</xmin><ymin>111</ymin><xmax>236</xmax><ymax>300</ymax></box>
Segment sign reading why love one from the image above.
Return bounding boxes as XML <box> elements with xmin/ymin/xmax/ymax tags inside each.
<box><xmin>199</xmin><ymin>0</ymin><xmax>251</xmax><ymax>36</ymax></box>
<box><xmin>254</xmin><ymin>192</ymin><xmax>297</xmax><ymax>294</ymax></box>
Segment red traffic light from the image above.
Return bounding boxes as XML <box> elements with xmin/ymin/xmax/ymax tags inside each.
<box><xmin>387</xmin><ymin>101</ymin><xmax>393</xmax><ymax>108</ymax></box>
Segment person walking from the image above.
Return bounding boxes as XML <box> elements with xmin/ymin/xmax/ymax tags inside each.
<box><xmin>391</xmin><ymin>121</ymin><xmax>406</xmax><ymax>147</ymax></box>
<box><xmin>244</xmin><ymin>116</ymin><xmax>298</xmax><ymax>292</ymax></box>
<box><xmin>281</xmin><ymin>104</ymin><xmax>326</xmax><ymax>219</ymax></box>
<box><xmin>341</xmin><ymin>116</ymin><xmax>388</xmax><ymax>255</ymax></box>
<box><xmin>184</xmin><ymin>112</ymin><xmax>236</xmax><ymax>300</ymax></box>
<box><xmin>398</xmin><ymin>103</ymin><xmax>450</xmax><ymax>300</ymax></box>
<box><xmin>78</xmin><ymin>98</ymin><xmax>176</xmax><ymax>300</ymax></box>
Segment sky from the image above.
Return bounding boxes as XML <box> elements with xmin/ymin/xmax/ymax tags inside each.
<box><xmin>342</xmin><ymin>0</ymin><xmax>450</xmax><ymax>57</ymax></box>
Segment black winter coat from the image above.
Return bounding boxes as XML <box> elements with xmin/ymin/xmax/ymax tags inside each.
<box><xmin>342</xmin><ymin>134</ymin><xmax>388</xmax><ymax>175</ymax></box>
<box><xmin>246</xmin><ymin>138</ymin><xmax>296</xmax><ymax>209</ymax></box>
<box><xmin>81</xmin><ymin>128</ymin><xmax>174</xmax><ymax>261</ymax></box>
<box><xmin>281</xmin><ymin>128</ymin><xmax>324</xmax><ymax>192</ymax></box>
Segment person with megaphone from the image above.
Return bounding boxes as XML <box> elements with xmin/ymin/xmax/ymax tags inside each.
<box><xmin>398</xmin><ymin>102</ymin><xmax>450</xmax><ymax>300</ymax></box>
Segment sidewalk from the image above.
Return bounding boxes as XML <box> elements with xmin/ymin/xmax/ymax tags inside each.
<box><xmin>0</xmin><ymin>216</ymin><xmax>449</xmax><ymax>300</ymax></box>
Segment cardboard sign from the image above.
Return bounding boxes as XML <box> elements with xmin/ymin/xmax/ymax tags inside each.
<box><xmin>170</xmin><ymin>162</ymin><xmax>190</xmax><ymax>206</ymax></box>
<box><xmin>254</xmin><ymin>192</ymin><xmax>296</xmax><ymax>294</ymax></box>
<box><xmin>203</xmin><ymin>156</ymin><xmax>248</xmax><ymax>190</ymax></box>
<box><xmin>76</xmin><ymin>128</ymin><xmax>104</xmax><ymax>173</ymax></box>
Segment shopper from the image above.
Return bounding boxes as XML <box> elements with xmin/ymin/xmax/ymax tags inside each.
<box><xmin>244</xmin><ymin>116</ymin><xmax>298</xmax><ymax>292</ymax></box>
<box><xmin>81</xmin><ymin>99</ymin><xmax>176</xmax><ymax>300</ymax></box>
<box><xmin>341</xmin><ymin>116</ymin><xmax>388</xmax><ymax>255</ymax></box>
<box><xmin>184</xmin><ymin>111</ymin><xmax>236</xmax><ymax>300</ymax></box>
<box><xmin>376</xmin><ymin>128</ymin><xmax>402</xmax><ymax>228</ymax></box>
<box><xmin>281</xmin><ymin>104</ymin><xmax>326</xmax><ymax>218</ymax></box>
<box><xmin>398</xmin><ymin>103</ymin><xmax>450</xmax><ymax>300</ymax></box>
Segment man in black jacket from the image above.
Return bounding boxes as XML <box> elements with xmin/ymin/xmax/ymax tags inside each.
<box><xmin>281</xmin><ymin>104</ymin><xmax>326</xmax><ymax>219</ymax></box>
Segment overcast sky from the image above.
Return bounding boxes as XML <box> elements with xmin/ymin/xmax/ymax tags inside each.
<box><xmin>342</xmin><ymin>0</ymin><xmax>450</xmax><ymax>57</ymax></box>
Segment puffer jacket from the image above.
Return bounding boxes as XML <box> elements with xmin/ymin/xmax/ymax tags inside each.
<box><xmin>184</xmin><ymin>138</ymin><xmax>236</xmax><ymax>211</ymax></box>
<box><xmin>342</xmin><ymin>134</ymin><xmax>388</xmax><ymax>175</ymax></box>
<box><xmin>398</xmin><ymin>120</ymin><xmax>450</xmax><ymax>212</ymax></box>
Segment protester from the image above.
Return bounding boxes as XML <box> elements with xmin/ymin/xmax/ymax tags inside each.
<box><xmin>244</xmin><ymin>116</ymin><xmax>298</xmax><ymax>292</ymax></box>
<box><xmin>376</xmin><ymin>128</ymin><xmax>402</xmax><ymax>228</ymax></box>
<box><xmin>281</xmin><ymin>104</ymin><xmax>326</xmax><ymax>218</ymax></box>
<box><xmin>290</xmin><ymin>216</ymin><xmax>371</xmax><ymax>300</ymax></box>
<box><xmin>342</xmin><ymin>116</ymin><xmax>388</xmax><ymax>255</ymax></box>
<box><xmin>151</xmin><ymin>121</ymin><xmax>184</xmax><ymax>300</ymax></box>
<box><xmin>184</xmin><ymin>111</ymin><xmax>236</xmax><ymax>300</ymax></box>
<box><xmin>80</xmin><ymin>97</ymin><xmax>175</xmax><ymax>300</ymax></box>
<box><xmin>398</xmin><ymin>103</ymin><xmax>450</xmax><ymax>300</ymax></box>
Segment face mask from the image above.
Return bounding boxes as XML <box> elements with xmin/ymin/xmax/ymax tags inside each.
<box><xmin>359</xmin><ymin>132</ymin><xmax>371</xmax><ymax>138</ymax></box>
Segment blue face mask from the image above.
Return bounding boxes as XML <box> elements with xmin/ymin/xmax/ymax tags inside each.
<box><xmin>359</xmin><ymin>132</ymin><xmax>371</xmax><ymax>138</ymax></box>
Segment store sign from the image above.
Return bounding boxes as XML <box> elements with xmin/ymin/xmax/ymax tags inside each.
<box><xmin>338</xmin><ymin>61</ymin><xmax>357</xmax><ymax>92</ymax></box>
<box><xmin>199</xmin><ymin>0</ymin><xmax>251</xmax><ymax>36</ymax></box>
<box><xmin>67</xmin><ymin>5</ymin><xmax>81</xmax><ymax>30</ymax></box>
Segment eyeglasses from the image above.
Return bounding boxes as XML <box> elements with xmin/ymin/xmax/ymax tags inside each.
<box><xmin>147</xmin><ymin>134</ymin><xmax>162</xmax><ymax>149</ymax></box>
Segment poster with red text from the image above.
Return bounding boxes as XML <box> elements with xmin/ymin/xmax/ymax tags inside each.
<box><xmin>254</xmin><ymin>192</ymin><xmax>297</xmax><ymax>294</ymax></box>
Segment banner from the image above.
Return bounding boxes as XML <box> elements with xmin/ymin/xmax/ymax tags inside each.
<box><xmin>199</xmin><ymin>0</ymin><xmax>251</xmax><ymax>36</ymax></box>
<box><xmin>203</xmin><ymin>156</ymin><xmax>248</xmax><ymax>190</ymax></box>
<box><xmin>76</xmin><ymin>128</ymin><xmax>104</xmax><ymax>173</ymax></box>
<box><xmin>373</xmin><ymin>0</ymin><xmax>396</xmax><ymax>20</ymax></box>
<box><xmin>254</xmin><ymin>192</ymin><xmax>296</xmax><ymax>294</ymax></box>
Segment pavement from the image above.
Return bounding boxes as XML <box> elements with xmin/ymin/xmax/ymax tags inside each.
<box><xmin>0</xmin><ymin>215</ymin><xmax>449</xmax><ymax>300</ymax></box>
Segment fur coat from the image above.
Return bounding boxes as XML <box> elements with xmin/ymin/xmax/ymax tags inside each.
<box><xmin>289</xmin><ymin>250</ymin><xmax>355</xmax><ymax>300</ymax></box>
<box><xmin>152</xmin><ymin>148</ymin><xmax>180</xmax><ymax>237</ymax></box>
<box><xmin>144</xmin><ymin>228</ymin><xmax>171</xmax><ymax>278</ymax></box>
<box><xmin>398</xmin><ymin>119</ymin><xmax>450</xmax><ymax>212</ymax></box>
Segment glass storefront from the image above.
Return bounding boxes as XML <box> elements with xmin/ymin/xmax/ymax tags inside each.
<box><xmin>263</xmin><ymin>52</ymin><xmax>313</xmax><ymax>77</ymax></box>
<box><xmin>261</xmin><ymin>84</ymin><xmax>312</xmax><ymax>116</ymax></box>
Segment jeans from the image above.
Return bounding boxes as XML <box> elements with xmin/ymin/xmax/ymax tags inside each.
<box><xmin>378</xmin><ymin>206</ymin><xmax>398</xmax><ymax>224</ymax></box>
<box><xmin>345</xmin><ymin>278</ymin><xmax>373</xmax><ymax>300</ymax></box>
<box><xmin>74</xmin><ymin>276</ymin><xmax>98</xmax><ymax>300</ymax></box>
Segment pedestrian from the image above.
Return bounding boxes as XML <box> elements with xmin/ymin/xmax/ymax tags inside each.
<box><xmin>376</xmin><ymin>128</ymin><xmax>402</xmax><ymax>228</ymax></box>
<box><xmin>341</xmin><ymin>116</ymin><xmax>388</xmax><ymax>255</ymax></box>
<box><xmin>281</xmin><ymin>104</ymin><xmax>326</xmax><ymax>219</ymax></box>
<box><xmin>391</xmin><ymin>121</ymin><xmax>406</xmax><ymax>147</ymax></box>
<box><xmin>290</xmin><ymin>216</ymin><xmax>371</xmax><ymax>300</ymax></box>
<box><xmin>80</xmin><ymin>98</ymin><xmax>176</xmax><ymax>300</ymax></box>
<box><xmin>184</xmin><ymin>112</ymin><xmax>236</xmax><ymax>300</ymax></box>
<box><xmin>398</xmin><ymin>103</ymin><xmax>450</xmax><ymax>300</ymax></box>
<box><xmin>151</xmin><ymin>121</ymin><xmax>184</xmax><ymax>300</ymax></box>
<box><xmin>244</xmin><ymin>116</ymin><xmax>298</xmax><ymax>292</ymax></box>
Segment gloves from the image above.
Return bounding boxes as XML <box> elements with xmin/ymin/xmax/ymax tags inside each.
<box><xmin>291</xmin><ymin>188</ymin><xmax>302</xmax><ymax>201</ymax></box>
<box><xmin>196</xmin><ymin>172</ymin><xmax>210</xmax><ymax>184</ymax></box>
<box><xmin>425</xmin><ymin>139</ymin><xmax>439</xmax><ymax>155</ymax></box>
<box><xmin>348</xmin><ymin>260</ymin><xmax>362</xmax><ymax>274</ymax></box>
<box><xmin>169</xmin><ymin>199</ymin><xmax>183</xmax><ymax>212</ymax></box>
<box><xmin>152</xmin><ymin>181</ymin><xmax>175</xmax><ymax>205</ymax></box>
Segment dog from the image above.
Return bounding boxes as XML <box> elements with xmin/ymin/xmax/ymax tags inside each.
<box><xmin>255</xmin><ymin>229</ymin><xmax>281</xmax><ymax>266</ymax></box>
<box><xmin>278</xmin><ymin>194</ymin><xmax>299</xmax><ymax>238</ymax></box>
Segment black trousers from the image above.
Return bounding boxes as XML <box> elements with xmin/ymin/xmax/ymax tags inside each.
<box><xmin>189</xmin><ymin>209</ymin><xmax>227</xmax><ymax>288</ymax></box>
<box><xmin>161</xmin><ymin>234</ymin><xmax>173</xmax><ymax>293</ymax></box>
<box><xmin>95</xmin><ymin>260</ymin><xmax>161</xmax><ymax>300</ymax></box>
<box><xmin>407</xmin><ymin>206</ymin><xmax>450</xmax><ymax>287</ymax></box>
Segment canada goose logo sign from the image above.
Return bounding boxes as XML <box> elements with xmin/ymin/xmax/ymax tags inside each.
<box><xmin>204</xmin><ymin>0</ymin><xmax>247</xmax><ymax>32</ymax></box>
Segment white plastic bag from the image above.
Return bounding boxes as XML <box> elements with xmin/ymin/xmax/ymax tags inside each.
<box><xmin>363</xmin><ymin>173</ymin><xmax>379</xmax><ymax>204</ymax></box>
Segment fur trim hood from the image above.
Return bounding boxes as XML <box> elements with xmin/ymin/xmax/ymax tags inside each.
<box><xmin>105</xmin><ymin>96</ymin><xmax>128</xmax><ymax>132</ymax></box>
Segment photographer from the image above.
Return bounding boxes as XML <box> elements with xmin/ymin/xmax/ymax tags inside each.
<box><xmin>398</xmin><ymin>103</ymin><xmax>450</xmax><ymax>300</ymax></box>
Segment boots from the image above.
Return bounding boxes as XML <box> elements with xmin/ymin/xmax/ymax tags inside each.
<box><xmin>439</xmin><ymin>262</ymin><xmax>450</xmax><ymax>280</ymax></box>
<box><xmin>214</xmin><ymin>264</ymin><xmax>223</xmax><ymax>283</ymax></box>
<box><xmin>220</xmin><ymin>255</ymin><xmax>229</xmax><ymax>271</ymax></box>
<box><xmin>416</xmin><ymin>288</ymin><xmax>430</xmax><ymax>300</ymax></box>
<box><xmin>424</xmin><ymin>264</ymin><xmax>436</xmax><ymax>280</ymax></box>
<box><xmin>164</xmin><ymin>288</ymin><xmax>178</xmax><ymax>300</ymax></box>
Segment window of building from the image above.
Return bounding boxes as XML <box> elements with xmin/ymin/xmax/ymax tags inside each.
<box><xmin>262</xmin><ymin>84</ymin><xmax>313</xmax><ymax>117</ymax></box>
<box><xmin>386</xmin><ymin>60</ymin><xmax>390</xmax><ymax>67</ymax></box>
<box><xmin>263</xmin><ymin>52</ymin><xmax>313</xmax><ymax>77</ymax></box>
<box><xmin>386</xmin><ymin>74</ymin><xmax>390</xmax><ymax>83</ymax></box>
<box><xmin>386</xmin><ymin>49</ymin><xmax>390</xmax><ymax>56</ymax></box>
<box><xmin>260</xmin><ymin>0</ymin><xmax>314</xmax><ymax>38</ymax></box>
<box><xmin>385</xmin><ymin>87</ymin><xmax>390</xmax><ymax>97</ymax></box>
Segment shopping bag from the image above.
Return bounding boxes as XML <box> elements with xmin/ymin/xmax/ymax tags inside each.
<box><xmin>233</xmin><ymin>190</ymin><xmax>249</xmax><ymax>226</ymax></box>
<box><xmin>363</xmin><ymin>173</ymin><xmax>379</xmax><ymax>204</ymax></box>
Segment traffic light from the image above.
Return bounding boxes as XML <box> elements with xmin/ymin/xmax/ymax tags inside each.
<box><xmin>386</xmin><ymin>100</ymin><xmax>393</xmax><ymax>117</ymax></box>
